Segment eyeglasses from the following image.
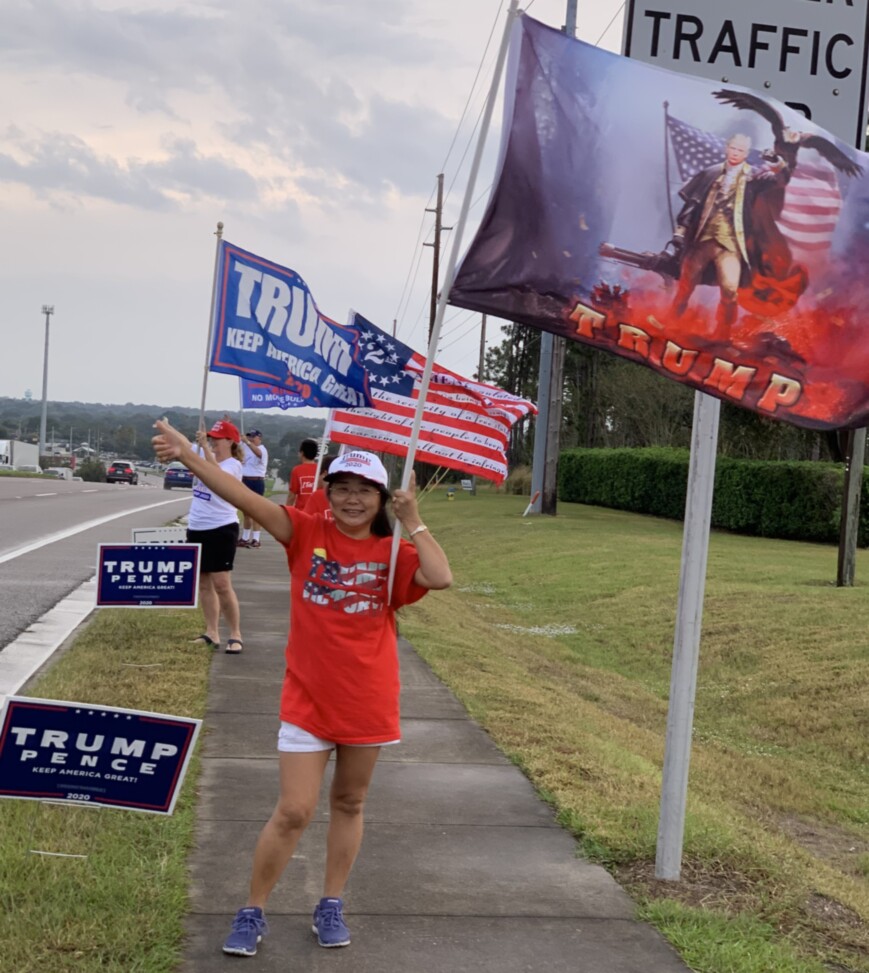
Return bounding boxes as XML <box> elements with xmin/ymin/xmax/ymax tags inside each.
<box><xmin>329</xmin><ymin>483</ymin><xmax>380</xmax><ymax>499</ymax></box>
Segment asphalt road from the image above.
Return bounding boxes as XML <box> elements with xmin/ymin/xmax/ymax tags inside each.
<box><xmin>0</xmin><ymin>472</ymin><xmax>194</xmax><ymax>649</ymax></box>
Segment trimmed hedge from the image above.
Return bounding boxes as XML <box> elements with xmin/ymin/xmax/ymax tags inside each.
<box><xmin>558</xmin><ymin>447</ymin><xmax>868</xmax><ymax>546</ymax></box>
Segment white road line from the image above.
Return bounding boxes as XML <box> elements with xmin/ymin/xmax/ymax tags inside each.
<box><xmin>0</xmin><ymin>577</ymin><xmax>96</xmax><ymax>704</ymax></box>
<box><xmin>0</xmin><ymin>498</ymin><xmax>189</xmax><ymax>565</ymax></box>
<box><xmin>35</xmin><ymin>493</ymin><xmax>57</xmax><ymax>497</ymax></box>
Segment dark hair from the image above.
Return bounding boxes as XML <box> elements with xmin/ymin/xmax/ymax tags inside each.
<box><xmin>299</xmin><ymin>438</ymin><xmax>318</xmax><ymax>460</ymax></box>
<box><xmin>370</xmin><ymin>488</ymin><xmax>393</xmax><ymax>537</ymax></box>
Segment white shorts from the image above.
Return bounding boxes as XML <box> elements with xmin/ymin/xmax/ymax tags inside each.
<box><xmin>277</xmin><ymin>721</ymin><xmax>400</xmax><ymax>753</ymax></box>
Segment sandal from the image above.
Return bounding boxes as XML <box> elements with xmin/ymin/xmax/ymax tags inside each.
<box><xmin>225</xmin><ymin>639</ymin><xmax>244</xmax><ymax>655</ymax></box>
<box><xmin>191</xmin><ymin>634</ymin><xmax>219</xmax><ymax>648</ymax></box>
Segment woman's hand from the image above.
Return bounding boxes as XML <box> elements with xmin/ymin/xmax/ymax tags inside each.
<box><xmin>153</xmin><ymin>419</ymin><xmax>192</xmax><ymax>463</ymax></box>
<box><xmin>392</xmin><ymin>471</ymin><xmax>422</xmax><ymax>532</ymax></box>
<box><xmin>392</xmin><ymin>471</ymin><xmax>451</xmax><ymax>590</ymax></box>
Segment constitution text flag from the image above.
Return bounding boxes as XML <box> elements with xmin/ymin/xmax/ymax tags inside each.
<box><xmin>450</xmin><ymin>14</ymin><xmax>869</xmax><ymax>431</ymax></box>
<box><xmin>331</xmin><ymin>314</ymin><xmax>536</xmax><ymax>484</ymax></box>
<box><xmin>209</xmin><ymin>241</ymin><xmax>372</xmax><ymax>411</ymax></box>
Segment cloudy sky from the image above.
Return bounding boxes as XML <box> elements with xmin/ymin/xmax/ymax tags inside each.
<box><xmin>0</xmin><ymin>0</ymin><xmax>623</xmax><ymax>412</ymax></box>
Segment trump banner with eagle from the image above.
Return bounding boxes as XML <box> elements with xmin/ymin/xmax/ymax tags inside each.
<box><xmin>449</xmin><ymin>14</ymin><xmax>869</xmax><ymax>430</ymax></box>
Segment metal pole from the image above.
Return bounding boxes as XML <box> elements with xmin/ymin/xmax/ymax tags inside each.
<box><xmin>469</xmin><ymin>314</ymin><xmax>488</xmax><ymax>497</ymax></box>
<box><xmin>39</xmin><ymin>305</ymin><xmax>54</xmax><ymax>463</ymax></box>
<box><xmin>530</xmin><ymin>332</ymin><xmax>552</xmax><ymax>515</ymax></box>
<box><xmin>426</xmin><ymin>174</ymin><xmax>445</xmax><ymax>345</ymax></box>
<box><xmin>530</xmin><ymin>0</ymin><xmax>577</xmax><ymax>516</ymax></box>
<box><xmin>837</xmin><ymin>428</ymin><xmax>867</xmax><ymax>586</ymax></box>
<box><xmin>543</xmin><ymin>335</ymin><xmax>565</xmax><ymax>513</ymax></box>
<box><xmin>655</xmin><ymin>391</ymin><xmax>720</xmax><ymax>879</ymax></box>
<box><xmin>563</xmin><ymin>0</ymin><xmax>578</xmax><ymax>36</ymax></box>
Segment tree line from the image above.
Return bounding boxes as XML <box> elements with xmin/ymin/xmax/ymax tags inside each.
<box><xmin>0</xmin><ymin>398</ymin><xmax>325</xmax><ymax>478</ymax></box>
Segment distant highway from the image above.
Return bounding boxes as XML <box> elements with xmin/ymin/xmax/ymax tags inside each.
<box><xmin>0</xmin><ymin>472</ymin><xmax>193</xmax><ymax>649</ymax></box>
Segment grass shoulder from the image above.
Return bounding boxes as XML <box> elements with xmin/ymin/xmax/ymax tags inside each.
<box><xmin>0</xmin><ymin>607</ymin><xmax>212</xmax><ymax>973</ymax></box>
<box><xmin>400</xmin><ymin>488</ymin><xmax>869</xmax><ymax>973</ymax></box>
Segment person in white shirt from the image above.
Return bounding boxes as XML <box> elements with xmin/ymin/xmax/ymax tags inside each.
<box><xmin>239</xmin><ymin>429</ymin><xmax>269</xmax><ymax>549</ymax></box>
<box><xmin>186</xmin><ymin>419</ymin><xmax>245</xmax><ymax>654</ymax></box>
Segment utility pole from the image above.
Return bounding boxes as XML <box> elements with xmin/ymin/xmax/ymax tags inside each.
<box><xmin>837</xmin><ymin>428</ymin><xmax>866</xmax><ymax>585</ymax></box>
<box><xmin>425</xmin><ymin>173</ymin><xmax>445</xmax><ymax>344</ymax></box>
<box><xmin>38</xmin><ymin>305</ymin><xmax>54</xmax><ymax>463</ymax></box>
<box><xmin>468</xmin><ymin>314</ymin><xmax>489</xmax><ymax>497</ymax></box>
<box><xmin>529</xmin><ymin>2</ymin><xmax>577</xmax><ymax>515</ymax></box>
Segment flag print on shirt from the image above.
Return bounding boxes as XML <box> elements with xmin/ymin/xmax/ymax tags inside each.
<box><xmin>303</xmin><ymin>547</ymin><xmax>388</xmax><ymax>615</ymax></box>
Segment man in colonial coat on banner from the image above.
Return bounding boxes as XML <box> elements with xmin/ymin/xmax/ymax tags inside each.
<box><xmin>669</xmin><ymin>133</ymin><xmax>800</xmax><ymax>337</ymax></box>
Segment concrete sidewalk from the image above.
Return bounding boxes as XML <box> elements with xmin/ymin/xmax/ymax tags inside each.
<box><xmin>180</xmin><ymin>531</ymin><xmax>691</xmax><ymax>972</ymax></box>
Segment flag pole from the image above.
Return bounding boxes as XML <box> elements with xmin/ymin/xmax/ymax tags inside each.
<box><xmin>314</xmin><ymin>412</ymin><xmax>334</xmax><ymax>485</ymax></box>
<box><xmin>663</xmin><ymin>101</ymin><xmax>675</xmax><ymax>231</ymax></box>
<box><xmin>238</xmin><ymin>378</ymin><xmax>246</xmax><ymax>435</ymax></box>
<box><xmin>199</xmin><ymin>221</ymin><xmax>224</xmax><ymax>430</ymax></box>
<box><xmin>388</xmin><ymin>0</ymin><xmax>520</xmax><ymax>596</ymax></box>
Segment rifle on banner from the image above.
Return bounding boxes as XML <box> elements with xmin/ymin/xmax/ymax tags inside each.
<box><xmin>598</xmin><ymin>242</ymin><xmax>679</xmax><ymax>281</ymax></box>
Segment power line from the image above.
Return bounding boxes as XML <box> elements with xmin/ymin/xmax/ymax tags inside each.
<box><xmin>438</xmin><ymin>314</ymin><xmax>483</xmax><ymax>354</ymax></box>
<box><xmin>595</xmin><ymin>3</ymin><xmax>625</xmax><ymax>46</ymax></box>
<box><xmin>438</xmin><ymin>0</ymin><xmax>504</xmax><ymax>176</ymax></box>
<box><xmin>393</xmin><ymin>205</ymin><xmax>435</xmax><ymax>324</ymax></box>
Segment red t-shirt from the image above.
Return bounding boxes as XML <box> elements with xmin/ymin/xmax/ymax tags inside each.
<box><xmin>290</xmin><ymin>461</ymin><xmax>318</xmax><ymax>510</ymax></box>
<box><xmin>280</xmin><ymin>508</ymin><xmax>428</xmax><ymax>744</ymax></box>
<box><xmin>304</xmin><ymin>487</ymin><xmax>331</xmax><ymax>518</ymax></box>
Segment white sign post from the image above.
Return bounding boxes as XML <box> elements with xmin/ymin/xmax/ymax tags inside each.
<box><xmin>624</xmin><ymin>0</ymin><xmax>869</xmax><ymax>144</ymax></box>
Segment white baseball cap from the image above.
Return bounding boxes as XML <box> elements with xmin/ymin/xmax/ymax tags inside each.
<box><xmin>325</xmin><ymin>451</ymin><xmax>389</xmax><ymax>489</ymax></box>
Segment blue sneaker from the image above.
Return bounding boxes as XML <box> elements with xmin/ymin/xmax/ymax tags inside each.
<box><xmin>223</xmin><ymin>906</ymin><xmax>268</xmax><ymax>956</ymax></box>
<box><xmin>312</xmin><ymin>897</ymin><xmax>351</xmax><ymax>947</ymax></box>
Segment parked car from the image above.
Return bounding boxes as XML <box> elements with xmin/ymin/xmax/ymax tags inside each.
<box><xmin>106</xmin><ymin>460</ymin><xmax>139</xmax><ymax>485</ymax></box>
<box><xmin>164</xmin><ymin>462</ymin><xmax>194</xmax><ymax>490</ymax></box>
<box><xmin>45</xmin><ymin>467</ymin><xmax>73</xmax><ymax>480</ymax></box>
<box><xmin>13</xmin><ymin>464</ymin><xmax>43</xmax><ymax>474</ymax></box>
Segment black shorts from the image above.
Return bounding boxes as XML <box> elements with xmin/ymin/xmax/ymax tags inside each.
<box><xmin>242</xmin><ymin>476</ymin><xmax>266</xmax><ymax>496</ymax></box>
<box><xmin>187</xmin><ymin>522</ymin><xmax>239</xmax><ymax>573</ymax></box>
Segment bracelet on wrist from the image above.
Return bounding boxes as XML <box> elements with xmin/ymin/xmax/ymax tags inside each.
<box><xmin>408</xmin><ymin>524</ymin><xmax>428</xmax><ymax>538</ymax></box>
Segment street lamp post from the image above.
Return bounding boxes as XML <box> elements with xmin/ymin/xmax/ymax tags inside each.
<box><xmin>39</xmin><ymin>305</ymin><xmax>54</xmax><ymax>464</ymax></box>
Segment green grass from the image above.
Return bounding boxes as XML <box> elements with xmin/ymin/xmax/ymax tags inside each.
<box><xmin>400</xmin><ymin>488</ymin><xmax>869</xmax><ymax>973</ymax></box>
<box><xmin>0</xmin><ymin>608</ymin><xmax>212</xmax><ymax>973</ymax></box>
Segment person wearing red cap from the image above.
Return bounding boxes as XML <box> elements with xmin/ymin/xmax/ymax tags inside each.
<box><xmin>151</xmin><ymin>423</ymin><xmax>451</xmax><ymax>958</ymax></box>
<box><xmin>186</xmin><ymin>419</ymin><xmax>245</xmax><ymax>654</ymax></box>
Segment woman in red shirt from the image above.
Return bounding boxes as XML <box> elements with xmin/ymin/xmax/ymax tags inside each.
<box><xmin>152</xmin><ymin>421</ymin><xmax>451</xmax><ymax>958</ymax></box>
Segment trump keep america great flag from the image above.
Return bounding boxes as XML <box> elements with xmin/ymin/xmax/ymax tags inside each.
<box><xmin>449</xmin><ymin>15</ymin><xmax>869</xmax><ymax>430</ymax></box>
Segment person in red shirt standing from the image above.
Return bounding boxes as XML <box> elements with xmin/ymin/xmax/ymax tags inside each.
<box><xmin>303</xmin><ymin>454</ymin><xmax>335</xmax><ymax>519</ymax></box>
<box><xmin>288</xmin><ymin>438</ymin><xmax>319</xmax><ymax>510</ymax></box>
<box><xmin>151</xmin><ymin>423</ymin><xmax>452</xmax><ymax>959</ymax></box>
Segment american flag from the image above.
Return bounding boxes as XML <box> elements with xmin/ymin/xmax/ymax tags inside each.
<box><xmin>667</xmin><ymin>115</ymin><xmax>841</xmax><ymax>257</ymax></box>
<box><xmin>330</xmin><ymin>314</ymin><xmax>537</xmax><ymax>485</ymax></box>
